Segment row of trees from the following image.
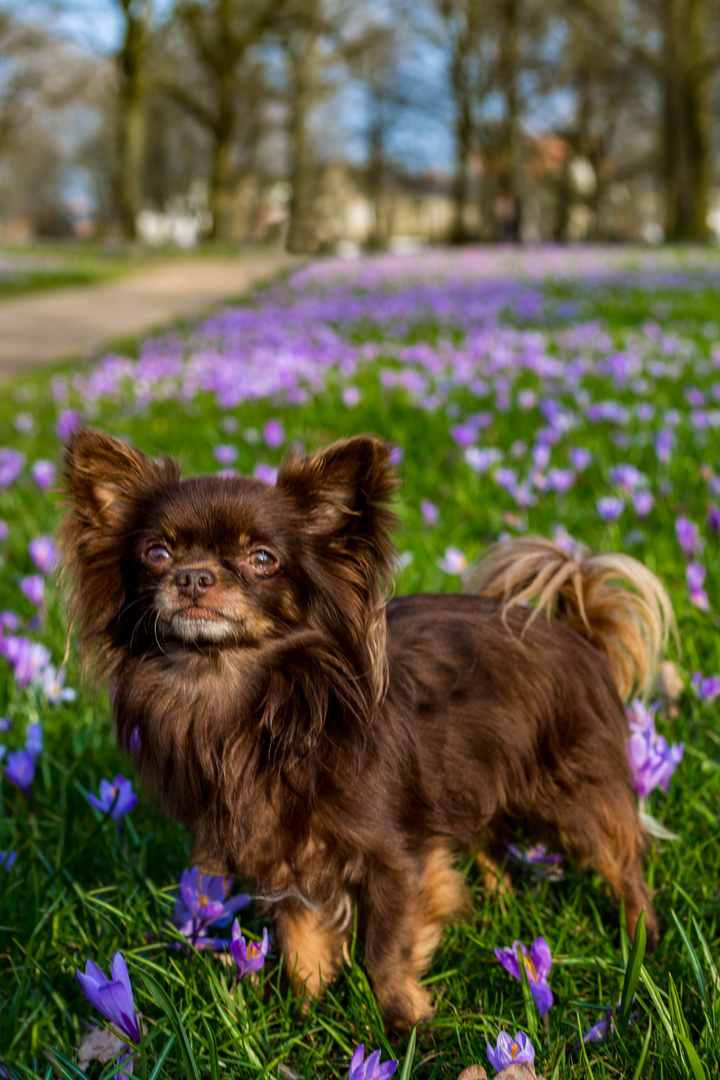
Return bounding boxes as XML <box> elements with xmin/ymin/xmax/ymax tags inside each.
<box><xmin>0</xmin><ymin>0</ymin><xmax>719</xmax><ymax>247</ymax></box>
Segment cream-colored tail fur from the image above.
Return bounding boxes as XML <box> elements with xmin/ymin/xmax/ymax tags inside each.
<box><xmin>467</xmin><ymin>536</ymin><xmax>676</xmax><ymax>700</ymax></box>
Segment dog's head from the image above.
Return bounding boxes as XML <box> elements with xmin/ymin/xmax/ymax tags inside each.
<box><xmin>60</xmin><ymin>429</ymin><xmax>398</xmax><ymax>700</ymax></box>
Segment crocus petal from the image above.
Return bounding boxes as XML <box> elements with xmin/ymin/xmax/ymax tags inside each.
<box><xmin>349</xmin><ymin>1044</ymin><xmax>365</xmax><ymax>1078</ymax></box>
<box><xmin>530</xmin><ymin>936</ymin><xmax>553</xmax><ymax>980</ymax></box>
<box><xmin>531</xmin><ymin>980</ymin><xmax>554</xmax><ymax>1015</ymax></box>
<box><xmin>494</xmin><ymin>944</ymin><xmax>521</xmax><ymax>980</ymax></box>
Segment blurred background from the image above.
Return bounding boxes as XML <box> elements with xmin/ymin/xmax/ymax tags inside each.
<box><xmin>0</xmin><ymin>0</ymin><xmax>718</xmax><ymax>253</ymax></box>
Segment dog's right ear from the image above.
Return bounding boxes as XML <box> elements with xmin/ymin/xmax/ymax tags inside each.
<box><xmin>62</xmin><ymin>428</ymin><xmax>181</xmax><ymax>529</ymax></box>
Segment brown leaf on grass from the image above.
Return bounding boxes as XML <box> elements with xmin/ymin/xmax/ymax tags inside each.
<box><xmin>77</xmin><ymin>1026</ymin><xmax>126</xmax><ymax>1070</ymax></box>
<box><xmin>77</xmin><ymin>1022</ymin><xmax>148</xmax><ymax>1072</ymax></box>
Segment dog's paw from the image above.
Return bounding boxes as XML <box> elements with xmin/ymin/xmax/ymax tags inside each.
<box><xmin>378</xmin><ymin>979</ymin><xmax>435</xmax><ymax>1030</ymax></box>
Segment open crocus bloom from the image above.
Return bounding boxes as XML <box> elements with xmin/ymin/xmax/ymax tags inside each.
<box><xmin>487</xmin><ymin>1030</ymin><xmax>535</xmax><ymax>1072</ymax></box>
<box><xmin>494</xmin><ymin>935</ymin><xmax>554</xmax><ymax>1014</ymax></box>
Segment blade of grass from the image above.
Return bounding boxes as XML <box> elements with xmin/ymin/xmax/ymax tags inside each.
<box><xmin>516</xmin><ymin>943</ymin><xmax>538</xmax><ymax>1044</ymax></box>
<box><xmin>142</xmin><ymin>971</ymin><xmax>200</xmax><ymax>1080</ymax></box>
<box><xmin>670</xmin><ymin>910</ymin><xmax>707</xmax><ymax>1006</ymax></box>
<box><xmin>631</xmin><ymin>1018</ymin><xmax>652</xmax><ymax>1080</ymax></box>
<box><xmin>399</xmin><ymin>1027</ymin><xmax>417</xmax><ymax>1080</ymax></box>
<box><xmin>147</xmin><ymin>1035</ymin><xmax>176</xmax><ymax>1080</ymax></box>
<box><xmin>619</xmin><ymin>909</ymin><xmax>646</xmax><ymax>1030</ymax></box>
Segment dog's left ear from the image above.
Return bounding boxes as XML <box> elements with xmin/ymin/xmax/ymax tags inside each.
<box><xmin>276</xmin><ymin>435</ymin><xmax>398</xmax><ymax>568</ymax></box>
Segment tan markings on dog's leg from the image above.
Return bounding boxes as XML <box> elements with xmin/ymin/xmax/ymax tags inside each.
<box><xmin>475</xmin><ymin>851</ymin><xmax>513</xmax><ymax>897</ymax></box>
<box><xmin>280</xmin><ymin>906</ymin><xmax>348</xmax><ymax>998</ymax></box>
<box><xmin>410</xmin><ymin>846</ymin><xmax>469</xmax><ymax>988</ymax></box>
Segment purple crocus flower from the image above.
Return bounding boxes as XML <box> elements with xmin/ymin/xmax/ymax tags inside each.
<box><xmin>0</xmin><ymin>850</ymin><xmax>18</xmax><ymax>870</ymax></box>
<box><xmin>230</xmin><ymin>921</ymin><xmax>269</xmax><ymax>981</ymax></box>
<box><xmin>87</xmin><ymin>776</ymin><xmax>138</xmax><ymax>819</ymax></box>
<box><xmin>0</xmin><ymin>521</ymin><xmax>7</xmax><ymax>542</ymax></box>
<box><xmin>633</xmin><ymin>491</ymin><xmax>655</xmax><ymax>517</ymax></box>
<box><xmin>420</xmin><ymin>499</ymin><xmax>439</xmax><ymax>525</ymax></box>
<box><xmin>5</xmin><ymin>749</ymin><xmax>36</xmax><ymax>797</ymax></box>
<box><xmin>465</xmin><ymin>447</ymin><xmax>503</xmax><ymax>473</ymax></box>
<box><xmin>56</xmin><ymin>409</ymin><xmax>83</xmax><ymax>439</ymax></box>
<box><xmin>676</xmin><ymin>517</ymin><xmax>704</xmax><ymax>559</ymax></box>
<box><xmin>569</xmin><ymin>447</ymin><xmax>591</xmax><ymax>470</ymax></box>
<box><xmin>39</xmin><ymin>664</ymin><xmax>76</xmax><ymax>704</ymax></box>
<box><xmin>173</xmin><ymin>867</ymin><xmax>250</xmax><ymax>945</ymax></box>
<box><xmin>627</xmin><ymin>700</ymin><xmax>684</xmax><ymax>798</ymax></box>
<box><xmin>655</xmin><ymin>429</ymin><xmax>675</xmax><ymax>462</ymax></box>
<box><xmin>263</xmin><ymin>419</ymin><xmax>285</xmax><ymax>448</ymax></box>
<box><xmin>214</xmin><ymin>444</ymin><xmax>237</xmax><ymax>465</ymax></box>
<box><xmin>494</xmin><ymin>936</ymin><xmax>553</xmax><ymax>1014</ymax></box>
<box><xmin>0</xmin><ymin>636</ymin><xmax>51</xmax><ymax>688</ymax></box>
<box><xmin>507</xmin><ymin>843</ymin><xmax>564</xmax><ymax>878</ymax></box>
<box><xmin>31</xmin><ymin>460</ymin><xmax>55</xmax><ymax>489</ymax></box>
<box><xmin>20</xmin><ymin>576</ymin><xmax>44</xmax><ymax>608</ymax></box>
<box><xmin>708</xmin><ymin>506</ymin><xmax>720</xmax><ymax>534</ymax></box>
<box><xmin>347</xmin><ymin>1044</ymin><xmax>398</xmax><ymax>1080</ymax></box>
<box><xmin>25</xmin><ymin>721</ymin><xmax>43</xmax><ymax>756</ymax></box>
<box><xmin>691</xmin><ymin>673</ymin><xmax>720</xmax><ymax>702</ymax></box>
<box><xmin>687</xmin><ymin>562</ymin><xmax>710</xmax><ymax>611</ymax></box>
<box><xmin>610</xmin><ymin>464</ymin><xmax>647</xmax><ymax>492</ymax></box>
<box><xmin>254</xmin><ymin>464</ymin><xmax>278</xmax><ymax>485</ymax></box>
<box><xmin>597</xmin><ymin>497</ymin><xmax>624</xmax><ymax>522</ymax></box>
<box><xmin>577</xmin><ymin>1001</ymin><xmax>637</xmax><ymax>1045</ymax></box>
<box><xmin>547</xmin><ymin>468</ymin><xmax>574</xmax><ymax>494</ymax></box>
<box><xmin>438</xmin><ymin>546</ymin><xmax>468</xmax><ymax>575</ymax></box>
<box><xmin>342</xmin><ymin>387</ymin><xmax>362</xmax><ymax>408</ymax></box>
<box><xmin>29</xmin><ymin>536</ymin><xmax>57</xmax><ymax>575</ymax></box>
<box><xmin>487</xmin><ymin>1031</ymin><xmax>535</xmax><ymax>1072</ymax></box>
<box><xmin>76</xmin><ymin>952</ymin><xmax>141</xmax><ymax>1044</ymax></box>
<box><xmin>451</xmin><ymin>421</ymin><xmax>478</xmax><ymax>448</ymax></box>
<box><xmin>0</xmin><ymin>449</ymin><xmax>24</xmax><ymax>488</ymax></box>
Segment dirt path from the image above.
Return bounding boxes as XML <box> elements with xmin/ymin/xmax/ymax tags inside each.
<box><xmin>0</xmin><ymin>252</ymin><xmax>299</xmax><ymax>380</ymax></box>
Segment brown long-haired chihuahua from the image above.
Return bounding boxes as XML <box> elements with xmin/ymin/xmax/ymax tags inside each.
<box><xmin>60</xmin><ymin>428</ymin><xmax>674</xmax><ymax>1028</ymax></box>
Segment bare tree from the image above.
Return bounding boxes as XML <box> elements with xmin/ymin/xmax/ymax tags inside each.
<box><xmin>575</xmin><ymin>0</ymin><xmax>719</xmax><ymax>240</ymax></box>
<box><xmin>116</xmin><ymin>0</ymin><xmax>152</xmax><ymax>239</ymax></box>
<box><xmin>429</xmin><ymin>0</ymin><xmax>489</xmax><ymax>241</ymax></box>
<box><xmin>343</xmin><ymin>17</ymin><xmax>409</xmax><ymax>249</ymax></box>
<box><xmin>159</xmin><ymin>0</ymin><xmax>277</xmax><ymax>241</ymax></box>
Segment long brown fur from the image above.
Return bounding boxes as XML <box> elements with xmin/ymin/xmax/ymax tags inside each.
<box><xmin>59</xmin><ymin>429</ymin><xmax>671</xmax><ymax>1028</ymax></box>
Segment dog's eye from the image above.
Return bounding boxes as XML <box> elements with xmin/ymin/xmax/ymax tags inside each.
<box><xmin>248</xmin><ymin>549</ymin><xmax>278</xmax><ymax>571</ymax></box>
<box><xmin>144</xmin><ymin>545</ymin><xmax>172</xmax><ymax>564</ymax></box>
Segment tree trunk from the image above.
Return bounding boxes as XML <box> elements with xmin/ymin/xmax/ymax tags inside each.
<box><xmin>496</xmin><ymin>0</ymin><xmax>522</xmax><ymax>241</ymax></box>
<box><xmin>285</xmin><ymin>36</ymin><xmax>318</xmax><ymax>255</ymax></box>
<box><xmin>451</xmin><ymin>76</ymin><xmax>473</xmax><ymax>243</ymax></box>
<box><xmin>117</xmin><ymin>1</ymin><xmax>150</xmax><ymax>240</ymax></box>
<box><xmin>209</xmin><ymin>126</ymin><xmax>236</xmax><ymax>240</ymax></box>
<box><xmin>662</xmin><ymin>0</ymin><xmax>710</xmax><ymax>240</ymax></box>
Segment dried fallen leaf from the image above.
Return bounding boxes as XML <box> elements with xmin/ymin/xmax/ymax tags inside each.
<box><xmin>77</xmin><ymin>1022</ymin><xmax>147</xmax><ymax>1072</ymax></box>
<box><xmin>457</xmin><ymin>1066</ymin><xmax>488</xmax><ymax>1080</ymax></box>
<box><xmin>77</xmin><ymin>1026</ymin><xmax>126</xmax><ymax>1071</ymax></box>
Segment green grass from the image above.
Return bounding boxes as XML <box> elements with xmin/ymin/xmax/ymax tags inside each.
<box><xmin>1</xmin><ymin>249</ymin><xmax>720</xmax><ymax>1079</ymax></box>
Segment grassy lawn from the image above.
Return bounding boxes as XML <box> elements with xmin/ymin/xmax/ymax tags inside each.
<box><xmin>1</xmin><ymin>244</ymin><xmax>720</xmax><ymax>1079</ymax></box>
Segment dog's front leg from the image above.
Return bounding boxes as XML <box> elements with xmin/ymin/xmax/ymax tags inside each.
<box><xmin>274</xmin><ymin>894</ymin><xmax>352</xmax><ymax>1000</ymax></box>
<box><xmin>364</xmin><ymin>845</ymin><xmax>468</xmax><ymax>1028</ymax></box>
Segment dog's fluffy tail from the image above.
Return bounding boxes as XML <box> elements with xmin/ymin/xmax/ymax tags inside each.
<box><xmin>468</xmin><ymin>536</ymin><xmax>676</xmax><ymax>700</ymax></box>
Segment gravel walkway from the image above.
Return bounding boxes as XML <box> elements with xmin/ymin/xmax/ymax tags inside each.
<box><xmin>0</xmin><ymin>253</ymin><xmax>298</xmax><ymax>380</ymax></box>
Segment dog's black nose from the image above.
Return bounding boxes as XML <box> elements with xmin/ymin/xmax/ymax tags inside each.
<box><xmin>175</xmin><ymin>567</ymin><xmax>216</xmax><ymax>596</ymax></box>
